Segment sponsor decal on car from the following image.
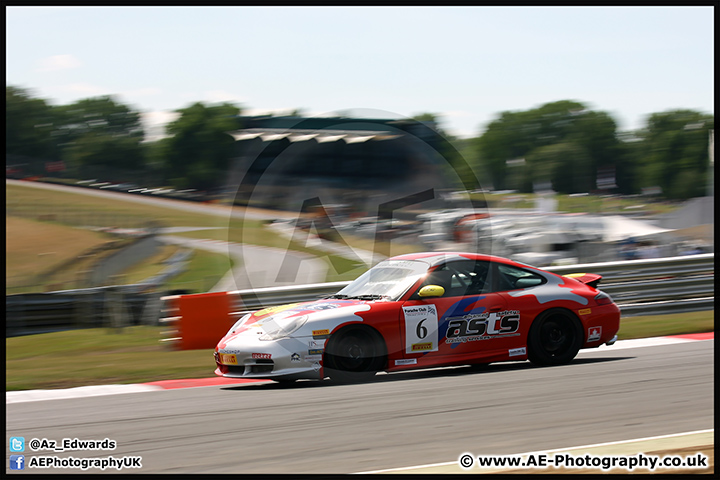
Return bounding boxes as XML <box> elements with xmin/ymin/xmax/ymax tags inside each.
<box><xmin>305</xmin><ymin>303</ymin><xmax>343</xmax><ymax>311</ymax></box>
<box><xmin>251</xmin><ymin>353</ymin><xmax>272</xmax><ymax>359</ymax></box>
<box><xmin>588</xmin><ymin>326</ymin><xmax>602</xmax><ymax>342</ymax></box>
<box><xmin>509</xmin><ymin>274</ymin><xmax>589</xmax><ymax>305</ymax></box>
<box><xmin>444</xmin><ymin>310</ymin><xmax>520</xmax><ymax>344</ymax></box>
<box><xmin>509</xmin><ymin>347</ymin><xmax>526</xmax><ymax>357</ymax></box>
<box><xmin>308</xmin><ymin>349</ymin><xmax>323</xmax><ymax>355</ymax></box>
<box><xmin>304</xmin><ymin>354</ymin><xmax>322</xmax><ymax>361</ymax></box>
<box><xmin>312</xmin><ymin>329</ymin><xmax>330</xmax><ymax>337</ymax></box>
<box><xmin>395</xmin><ymin>358</ymin><xmax>418</xmax><ymax>366</ymax></box>
<box><xmin>219</xmin><ymin>353</ymin><xmax>238</xmax><ymax>365</ymax></box>
<box><xmin>254</xmin><ymin>303</ymin><xmax>301</xmax><ymax>318</ymax></box>
<box><xmin>312</xmin><ymin>362</ymin><xmax>321</xmax><ymax>372</ymax></box>
<box><xmin>578</xmin><ymin>308</ymin><xmax>592</xmax><ymax>316</ymax></box>
<box><xmin>308</xmin><ymin>339</ymin><xmax>326</xmax><ymax>349</ymax></box>
<box><xmin>290</xmin><ymin>353</ymin><xmax>301</xmax><ymax>362</ymax></box>
<box><xmin>403</xmin><ymin>304</ymin><xmax>439</xmax><ymax>354</ymax></box>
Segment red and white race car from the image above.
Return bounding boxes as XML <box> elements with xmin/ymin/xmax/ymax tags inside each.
<box><xmin>214</xmin><ymin>252</ymin><xmax>620</xmax><ymax>382</ymax></box>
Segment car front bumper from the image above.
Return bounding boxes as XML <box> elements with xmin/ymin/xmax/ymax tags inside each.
<box><xmin>215</xmin><ymin>335</ymin><xmax>324</xmax><ymax>381</ymax></box>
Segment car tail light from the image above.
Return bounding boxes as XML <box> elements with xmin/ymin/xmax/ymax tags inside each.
<box><xmin>594</xmin><ymin>291</ymin><xmax>613</xmax><ymax>305</ymax></box>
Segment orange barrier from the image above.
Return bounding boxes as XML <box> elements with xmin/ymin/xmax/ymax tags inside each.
<box><xmin>172</xmin><ymin>291</ymin><xmax>236</xmax><ymax>350</ymax></box>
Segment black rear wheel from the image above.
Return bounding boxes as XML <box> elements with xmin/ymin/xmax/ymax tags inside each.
<box><xmin>324</xmin><ymin>327</ymin><xmax>386</xmax><ymax>383</ymax></box>
<box><xmin>527</xmin><ymin>309</ymin><xmax>583</xmax><ymax>366</ymax></box>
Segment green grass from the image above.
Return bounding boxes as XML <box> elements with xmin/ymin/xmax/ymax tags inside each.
<box><xmin>617</xmin><ymin>311</ymin><xmax>714</xmax><ymax>340</ymax></box>
<box><xmin>6</xmin><ymin>216</ymin><xmax>117</xmax><ymax>294</ymax></box>
<box><xmin>5</xmin><ymin>326</ymin><xmax>214</xmax><ymax>391</ymax></box>
<box><xmin>470</xmin><ymin>191</ymin><xmax>681</xmax><ymax>215</ymax></box>
<box><xmin>5</xmin><ymin>311</ymin><xmax>713</xmax><ymax>391</ymax></box>
<box><xmin>117</xmin><ymin>244</ymin><xmax>181</xmax><ymax>285</ymax></box>
<box><xmin>6</xmin><ymin>183</ymin><xmax>368</xmax><ymax>289</ymax></box>
<box><xmin>165</xmin><ymin>249</ymin><xmax>234</xmax><ymax>293</ymax></box>
<box><xmin>6</xmin><ymin>183</ymin><xmax>228</xmax><ymax>230</ymax></box>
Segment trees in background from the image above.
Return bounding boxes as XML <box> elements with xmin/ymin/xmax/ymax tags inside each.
<box><xmin>6</xmin><ymin>86</ymin><xmax>59</xmax><ymax>161</ymax></box>
<box><xmin>475</xmin><ymin>101</ymin><xmax>623</xmax><ymax>194</ymax></box>
<box><xmin>5</xmin><ymin>86</ymin><xmax>714</xmax><ymax>201</ymax></box>
<box><xmin>160</xmin><ymin>102</ymin><xmax>242</xmax><ymax>190</ymax></box>
<box><xmin>6</xmin><ymin>86</ymin><xmax>242</xmax><ymax>191</ymax></box>
<box><xmin>52</xmin><ymin>96</ymin><xmax>146</xmax><ymax>177</ymax></box>
<box><xmin>633</xmin><ymin>110</ymin><xmax>714</xmax><ymax>199</ymax></box>
<box><xmin>6</xmin><ymin>88</ymin><xmax>146</xmax><ymax>180</ymax></box>
<box><xmin>473</xmin><ymin>101</ymin><xmax>713</xmax><ymax>198</ymax></box>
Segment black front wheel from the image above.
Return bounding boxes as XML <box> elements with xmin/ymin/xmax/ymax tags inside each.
<box><xmin>324</xmin><ymin>327</ymin><xmax>386</xmax><ymax>383</ymax></box>
<box><xmin>527</xmin><ymin>309</ymin><xmax>583</xmax><ymax>366</ymax></box>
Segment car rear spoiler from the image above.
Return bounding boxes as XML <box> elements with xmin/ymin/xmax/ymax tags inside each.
<box><xmin>563</xmin><ymin>273</ymin><xmax>602</xmax><ymax>289</ymax></box>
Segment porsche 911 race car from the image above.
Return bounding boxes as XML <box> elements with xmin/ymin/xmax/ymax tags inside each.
<box><xmin>214</xmin><ymin>252</ymin><xmax>620</xmax><ymax>382</ymax></box>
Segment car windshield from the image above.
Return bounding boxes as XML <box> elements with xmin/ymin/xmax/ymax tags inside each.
<box><xmin>331</xmin><ymin>259</ymin><xmax>429</xmax><ymax>301</ymax></box>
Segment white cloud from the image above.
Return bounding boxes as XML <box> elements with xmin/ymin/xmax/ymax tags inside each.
<box><xmin>51</xmin><ymin>83</ymin><xmax>109</xmax><ymax>97</ymax></box>
<box><xmin>141</xmin><ymin>110</ymin><xmax>181</xmax><ymax>143</ymax></box>
<box><xmin>142</xmin><ymin>110</ymin><xmax>180</xmax><ymax>127</ymax></box>
<box><xmin>124</xmin><ymin>87</ymin><xmax>163</xmax><ymax>97</ymax></box>
<box><xmin>68</xmin><ymin>83</ymin><xmax>109</xmax><ymax>96</ymax></box>
<box><xmin>441</xmin><ymin>110</ymin><xmax>475</xmax><ymax>118</ymax></box>
<box><xmin>35</xmin><ymin>54</ymin><xmax>82</xmax><ymax>72</ymax></box>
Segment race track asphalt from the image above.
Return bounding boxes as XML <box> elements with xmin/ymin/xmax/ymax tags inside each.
<box><xmin>6</xmin><ymin>339</ymin><xmax>713</xmax><ymax>474</ymax></box>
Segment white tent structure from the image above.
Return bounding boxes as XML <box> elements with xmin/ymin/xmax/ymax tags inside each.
<box><xmin>601</xmin><ymin>215</ymin><xmax>674</xmax><ymax>242</ymax></box>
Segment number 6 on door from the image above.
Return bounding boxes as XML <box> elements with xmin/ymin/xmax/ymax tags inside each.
<box><xmin>403</xmin><ymin>305</ymin><xmax>439</xmax><ymax>353</ymax></box>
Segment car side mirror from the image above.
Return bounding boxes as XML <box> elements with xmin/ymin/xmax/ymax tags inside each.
<box><xmin>418</xmin><ymin>285</ymin><xmax>445</xmax><ymax>298</ymax></box>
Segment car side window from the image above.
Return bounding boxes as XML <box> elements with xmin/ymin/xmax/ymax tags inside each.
<box><xmin>413</xmin><ymin>260</ymin><xmax>492</xmax><ymax>298</ymax></box>
<box><xmin>496</xmin><ymin>264</ymin><xmax>546</xmax><ymax>291</ymax></box>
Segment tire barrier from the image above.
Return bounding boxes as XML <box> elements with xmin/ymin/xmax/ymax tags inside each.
<box><xmin>159</xmin><ymin>291</ymin><xmax>234</xmax><ymax>350</ymax></box>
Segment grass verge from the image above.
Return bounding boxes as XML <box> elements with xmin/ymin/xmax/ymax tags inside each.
<box><xmin>6</xmin><ymin>216</ymin><xmax>116</xmax><ymax>293</ymax></box>
<box><xmin>618</xmin><ymin>310</ymin><xmax>714</xmax><ymax>340</ymax></box>
<box><xmin>6</xmin><ymin>183</ymin><xmax>371</xmax><ymax>289</ymax></box>
<box><xmin>164</xmin><ymin>249</ymin><xmax>234</xmax><ymax>293</ymax></box>
<box><xmin>5</xmin><ymin>311</ymin><xmax>713</xmax><ymax>391</ymax></box>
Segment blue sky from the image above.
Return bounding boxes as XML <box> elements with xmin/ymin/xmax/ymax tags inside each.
<box><xmin>5</xmin><ymin>6</ymin><xmax>714</xmax><ymax>140</ymax></box>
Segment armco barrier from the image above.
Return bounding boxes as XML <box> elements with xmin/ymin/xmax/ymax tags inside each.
<box><xmin>6</xmin><ymin>285</ymin><xmax>160</xmax><ymax>337</ymax></box>
<box><xmin>6</xmin><ymin>248</ymin><xmax>191</xmax><ymax>338</ymax></box>
<box><xmin>160</xmin><ymin>254</ymin><xmax>713</xmax><ymax>350</ymax></box>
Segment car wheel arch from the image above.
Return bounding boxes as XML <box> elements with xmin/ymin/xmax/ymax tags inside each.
<box><xmin>326</xmin><ymin>324</ymin><xmax>388</xmax><ymax>361</ymax></box>
<box><xmin>322</xmin><ymin>324</ymin><xmax>388</xmax><ymax>381</ymax></box>
<box><xmin>526</xmin><ymin>307</ymin><xmax>584</xmax><ymax>366</ymax></box>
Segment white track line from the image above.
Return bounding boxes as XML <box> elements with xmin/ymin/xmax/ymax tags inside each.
<box><xmin>6</xmin><ymin>384</ymin><xmax>161</xmax><ymax>404</ymax></box>
<box><xmin>582</xmin><ymin>335</ymin><xmax>700</xmax><ymax>352</ymax></box>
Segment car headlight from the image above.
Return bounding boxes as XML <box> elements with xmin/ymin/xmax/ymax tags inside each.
<box><xmin>226</xmin><ymin>313</ymin><xmax>252</xmax><ymax>336</ymax></box>
<box><xmin>259</xmin><ymin>315</ymin><xmax>309</xmax><ymax>341</ymax></box>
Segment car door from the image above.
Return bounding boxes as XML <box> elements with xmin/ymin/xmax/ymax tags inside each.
<box><xmin>400</xmin><ymin>259</ymin><xmax>518</xmax><ymax>362</ymax></box>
